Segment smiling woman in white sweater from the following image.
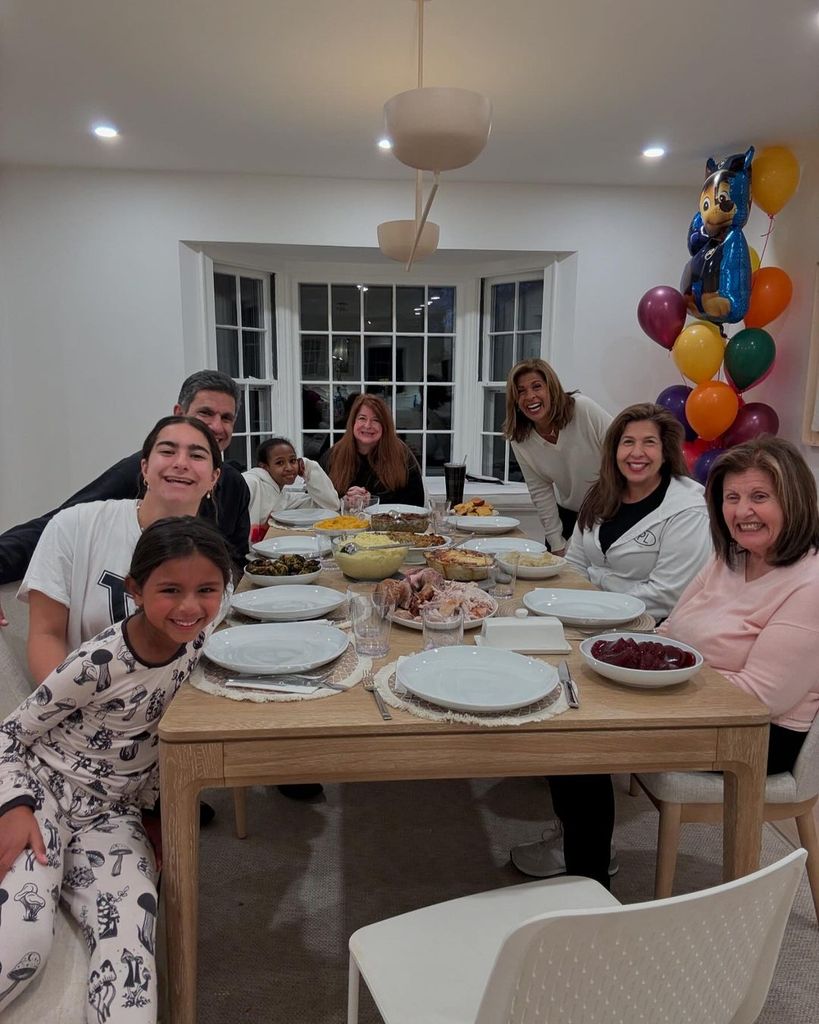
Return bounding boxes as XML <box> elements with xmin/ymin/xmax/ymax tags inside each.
<box><xmin>242</xmin><ymin>437</ymin><xmax>339</xmax><ymax>542</ymax></box>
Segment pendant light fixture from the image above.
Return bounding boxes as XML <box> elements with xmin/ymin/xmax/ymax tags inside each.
<box><xmin>377</xmin><ymin>0</ymin><xmax>492</xmax><ymax>269</ymax></box>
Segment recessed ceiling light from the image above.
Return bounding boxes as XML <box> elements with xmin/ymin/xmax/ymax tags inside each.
<box><xmin>92</xmin><ymin>124</ymin><xmax>119</xmax><ymax>139</ymax></box>
<box><xmin>377</xmin><ymin>137</ymin><xmax>393</xmax><ymax>150</ymax></box>
<box><xmin>642</xmin><ymin>146</ymin><xmax>665</xmax><ymax>159</ymax></box>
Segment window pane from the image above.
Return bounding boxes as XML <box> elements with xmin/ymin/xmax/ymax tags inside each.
<box><xmin>425</xmin><ymin>433</ymin><xmax>451</xmax><ymax>475</ymax></box>
<box><xmin>333</xmin><ymin>385</ymin><xmax>361</xmax><ymax>430</ymax></box>
<box><xmin>482</xmin><ymin>435</ymin><xmax>506</xmax><ymax>480</ymax></box>
<box><xmin>396</xmin><ymin>286</ymin><xmax>425</xmax><ymax>332</ymax></box>
<box><xmin>427</xmin><ymin>386</ymin><xmax>452</xmax><ymax>430</ymax></box>
<box><xmin>519</xmin><ymin>332</ymin><xmax>541</xmax><ymax>362</ymax></box>
<box><xmin>518</xmin><ymin>280</ymin><xmax>543</xmax><ymax>331</ymax></box>
<box><xmin>216</xmin><ymin>327</ymin><xmax>239</xmax><ymax>377</ymax></box>
<box><xmin>492</xmin><ymin>282</ymin><xmax>515</xmax><ymax>332</ymax></box>
<box><xmin>242</xmin><ymin>330</ymin><xmax>264</xmax><ymax>379</ymax></box>
<box><xmin>364</xmin><ymin>336</ymin><xmax>393</xmax><ymax>381</ymax></box>
<box><xmin>302</xmin><ymin>385</ymin><xmax>330</xmax><ymax>429</ymax></box>
<box><xmin>427</xmin><ymin>287</ymin><xmax>455</xmax><ymax>332</ymax></box>
<box><xmin>214</xmin><ymin>273</ymin><xmax>237</xmax><ymax>326</ymax></box>
<box><xmin>491</xmin><ymin>334</ymin><xmax>514</xmax><ymax>382</ymax></box>
<box><xmin>301</xmin><ymin>335</ymin><xmax>329</xmax><ymax>380</ymax></box>
<box><xmin>365</xmin><ymin>384</ymin><xmax>393</xmax><ymax>413</ymax></box>
<box><xmin>302</xmin><ymin>432</ymin><xmax>329</xmax><ymax>461</ymax></box>
<box><xmin>269</xmin><ymin>274</ymin><xmax>278</xmax><ymax>379</ymax></box>
<box><xmin>364</xmin><ymin>286</ymin><xmax>392</xmax><ymax>331</ymax></box>
<box><xmin>234</xmin><ymin>399</ymin><xmax>246</xmax><ymax>434</ymax></box>
<box><xmin>398</xmin><ymin>432</ymin><xmax>423</xmax><ymax>468</ymax></box>
<box><xmin>240</xmin><ymin>277</ymin><xmax>263</xmax><ymax>328</ymax></box>
<box><xmin>247</xmin><ymin>387</ymin><xmax>271</xmax><ymax>433</ymax></box>
<box><xmin>509</xmin><ymin>450</ymin><xmax>524</xmax><ymax>483</ymax></box>
<box><xmin>396</xmin><ymin>386</ymin><xmax>422</xmax><ymax>430</ymax></box>
<box><xmin>427</xmin><ymin>336</ymin><xmax>453</xmax><ymax>382</ymax></box>
<box><xmin>225</xmin><ymin>435</ymin><xmax>248</xmax><ymax>472</ymax></box>
<box><xmin>396</xmin><ymin>336</ymin><xmax>424</xmax><ymax>382</ymax></box>
<box><xmin>248</xmin><ymin>434</ymin><xmax>265</xmax><ymax>466</ymax></box>
<box><xmin>483</xmin><ymin>388</ymin><xmax>506</xmax><ymax>432</ymax></box>
<box><xmin>331</xmin><ymin>284</ymin><xmax>360</xmax><ymax>332</ymax></box>
<box><xmin>331</xmin><ymin>335</ymin><xmax>361</xmax><ymax>381</ymax></box>
<box><xmin>299</xmin><ymin>284</ymin><xmax>328</xmax><ymax>331</ymax></box>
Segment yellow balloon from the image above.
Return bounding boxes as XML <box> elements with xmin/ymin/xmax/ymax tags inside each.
<box><xmin>672</xmin><ymin>323</ymin><xmax>726</xmax><ymax>384</ymax></box>
<box><xmin>692</xmin><ymin>319</ymin><xmax>722</xmax><ymax>337</ymax></box>
<box><xmin>749</xmin><ymin>247</ymin><xmax>760</xmax><ymax>273</ymax></box>
<box><xmin>752</xmin><ymin>146</ymin><xmax>800</xmax><ymax>217</ymax></box>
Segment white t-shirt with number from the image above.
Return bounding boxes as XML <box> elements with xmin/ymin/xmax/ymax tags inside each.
<box><xmin>18</xmin><ymin>499</ymin><xmax>142</xmax><ymax>652</ymax></box>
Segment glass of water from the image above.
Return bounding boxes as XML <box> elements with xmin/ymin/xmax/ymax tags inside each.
<box><xmin>348</xmin><ymin>590</ymin><xmax>393</xmax><ymax>657</ymax></box>
<box><xmin>421</xmin><ymin>604</ymin><xmax>464</xmax><ymax>651</ymax></box>
<box><xmin>488</xmin><ymin>556</ymin><xmax>518</xmax><ymax>607</ymax></box>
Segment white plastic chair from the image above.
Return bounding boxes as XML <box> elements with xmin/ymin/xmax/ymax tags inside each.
<box><xmin>632</xmin><ymin>712</ymin><xmax>819</xmax><ymax>922</ymax></box>
<box><xmin>347</xmin><ymin>849</ymin><xmax>806</xmax><ymax>1024</ymax></box>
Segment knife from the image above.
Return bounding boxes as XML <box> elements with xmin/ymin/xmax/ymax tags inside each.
<box><xmin>558</xmin><ymin>660</ymin><xmax>580</xmax><ymax>708</ymax></box>
<box><xmin>225</xmin><ymin>675</ymin><xmax>345</xmax><ymax>692</ymax></box>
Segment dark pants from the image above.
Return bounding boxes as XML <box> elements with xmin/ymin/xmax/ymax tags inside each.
<box><xmin>545</xmin><ymin>504</ymin><xmax>578</xmax><ymax>551</ymax></box>
<box><xmin>547</xmin><ymin>723</ymin><xmax>807</xmax><ymax>888</ymax></box>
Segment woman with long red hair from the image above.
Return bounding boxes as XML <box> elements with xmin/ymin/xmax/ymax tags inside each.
<box><xmin>321</xmin><ymin>394</ymin><xmax>425</xmax><ymax>507</ymax></box>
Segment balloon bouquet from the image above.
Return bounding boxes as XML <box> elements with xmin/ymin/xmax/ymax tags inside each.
<box><xmin>638</xmin><ymin>146</ymin><xmax>800</xmax><ymax>484</ymax></box>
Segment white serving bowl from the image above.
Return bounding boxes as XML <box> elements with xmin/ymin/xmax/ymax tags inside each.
<box><xmin>496</xmin><ymin>552</ymin><xmax>566</xmax><ymax>580</ymax></box>
<box><xmin>242</xmin><ymin>566</ymin><xmax>321</xmax><ymax>587</ymax></box>
<box><xmin>578</xmin><ymin>632</ymin><xmax>703</xmax><ymax>689</ymax></box>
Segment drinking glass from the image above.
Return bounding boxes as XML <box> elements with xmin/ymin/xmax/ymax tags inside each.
<box><xmin>443</xmin><ymin>462</ymin><xmax>466</xmax><ymax>506</ymax></box>
<box><xmin>488</xmin><ymin>555</ymin><xmax>518</xmax><ymax>606</ymax></box>
<box><xmin>342</xmin><ymin>494</ymin><xmax>366</xmax><ymax>517</ymax></box>
<box><xmin>422</xmin><ymin>604</ymin><xmax>464</xmax><ymax>651</ymax></box>
<box><xmin>348</xmin><ymin>590</ymin><xmax>393</xmax><ymax>657</ymax></box>
<box><xmin>429</xmin><ymin>494</ymin><xmax>452</xmax><ymax>535</ymax></box>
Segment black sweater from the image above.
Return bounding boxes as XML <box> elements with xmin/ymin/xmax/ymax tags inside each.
<box><xmin>320</xmin><ymin>446</ymin><xmax>426</xmax><ymax>507</ymax></box>
<box><xmin>0</xmin><ymin>452</ymin><xmax>250</xmax><ymax>583</ymax></box>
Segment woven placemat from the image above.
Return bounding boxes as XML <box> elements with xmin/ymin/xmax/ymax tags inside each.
<box><xmin>192</xmin><ymin>643</ymin><xmax>369</xmax><ymax>703</ymax></box>
<box><xmin>373</xmin><ymin>658</ymin><xmax>568</xmax><ymax>726</ymax></box>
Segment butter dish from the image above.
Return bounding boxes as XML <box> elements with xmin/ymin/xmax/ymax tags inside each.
<box><xmin>477</xmin><ymin>615</ymin><xmax>571</xmax><ymax>654</ymax></box>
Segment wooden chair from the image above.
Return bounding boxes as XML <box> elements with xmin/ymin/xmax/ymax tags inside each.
<box><xmin>632</xmin><ymin>712</ymin><xmax>819</xmax><ymax>922</ymax></box>
<box><xmin>347</xmin><ymin>850</ymin><xmax>806</xmax><ymax>1024</ymax></box>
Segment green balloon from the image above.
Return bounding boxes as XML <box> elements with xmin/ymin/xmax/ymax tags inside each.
<box><xmin>724</xmin><ymin>328</ymin><xmax>776</xmax><ymax>392</ymax></box>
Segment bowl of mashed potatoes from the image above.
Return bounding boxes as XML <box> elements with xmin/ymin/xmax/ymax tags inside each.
<box><xmin>332</xmin><ymin>532</ymin><xmax>408</xmax><ymax>580</ymax></box>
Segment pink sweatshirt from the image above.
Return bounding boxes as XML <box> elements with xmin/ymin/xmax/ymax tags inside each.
<box><xmin>660</xmin><ymin>552</ymin><xmax>819</xmax><ymax>731</ymax></box>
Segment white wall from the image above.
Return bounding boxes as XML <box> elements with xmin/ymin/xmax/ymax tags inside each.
<box><xmin>0</xmin><ymin>162</ymin><xmax>814</xmax><ymax>526</ymax></box>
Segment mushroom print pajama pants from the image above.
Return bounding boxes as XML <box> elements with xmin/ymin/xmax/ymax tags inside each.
<box><xmin>0</xmin><ymin>785</ymin><xmax>159</xmax><ymax>1023</ymax></box>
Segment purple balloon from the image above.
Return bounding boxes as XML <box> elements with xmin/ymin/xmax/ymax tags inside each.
<box><xmin>722</xmin><ymin>403</ymin><xmax>779</xmax><ymax>447</ymax></box>
<box><xmin>693</xmin><ymin>447</ymin><xmax>725</xmax><ymax>486</ymax></box>
<box><xmin>638</xmin><ymin>286</ymin><xmax>688</xmax><ymax>350</ymax></box>
<box><xmin>656</xmin><ymin>384</ymin><xmax>696</xmax><ymax>441</ymax></box>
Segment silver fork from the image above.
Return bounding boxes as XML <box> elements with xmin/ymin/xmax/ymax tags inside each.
<box><xmin>362</xmin><ymin>670</ymin><xmax>392</xmax><ymax>720</ymax></box>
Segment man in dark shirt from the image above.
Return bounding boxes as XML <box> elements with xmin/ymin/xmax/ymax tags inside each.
<box><xmin>0</xmin><ymin>369</ymin><xmax>250</xmax><ymax>622</ymax></box>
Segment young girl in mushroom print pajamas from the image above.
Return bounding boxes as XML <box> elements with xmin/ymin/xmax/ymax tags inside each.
<box><xmin>0</xmin><ymin>518</ymin><xmax>231</xmax><ymax>1022</ymax></box>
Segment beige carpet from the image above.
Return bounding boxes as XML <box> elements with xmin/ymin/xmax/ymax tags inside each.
<box><xmin>196</xmin><ymin>775</ymin><xmax>818</xmax><ymax>1023</ymax></box>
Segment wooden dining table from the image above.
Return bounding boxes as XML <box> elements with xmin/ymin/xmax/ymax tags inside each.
<box><xmin>159</xmin><ymin>525</ymin><xmax>770</xmax><ymax>1024</ymax></box>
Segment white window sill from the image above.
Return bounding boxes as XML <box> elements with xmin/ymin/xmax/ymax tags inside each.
<box><xmin>425</xmin><ymin>479</ymin><xmax>534</xmax><ymax>513</ymax></box>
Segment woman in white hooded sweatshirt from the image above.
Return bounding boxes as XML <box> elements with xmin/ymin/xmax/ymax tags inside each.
<box><xmin>564</xmin><ymin>402</ymin><xmax>711</xmax><ymax>622</ymax></box>
<box><xmin>243</xmin><ymin>437</ymin><xmax>339</xmax><ymax>543</ymax></box>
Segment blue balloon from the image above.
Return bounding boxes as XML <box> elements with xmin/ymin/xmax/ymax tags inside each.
<box><xmin>693</xmin><ymin>447</ymin><xmax>725</xmax><ymax>486</ymax></box>
<box><xmin>656</xmin><ymin>384</ymin><xmax>697</xmax><ymax>442</ymax></box>
<box><xmin>680</xmin><ymin>147</ymin><xmax>753</xmax><ymax>325</ymax></box>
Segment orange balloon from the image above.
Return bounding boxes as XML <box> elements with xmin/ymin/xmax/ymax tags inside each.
<box><xmin>685</xmin><ymin>382</ymin><xmax>740</xmax><ymax>441</ymax></box>
<box><xmin>752</xmin><ymin>147</ymin><xmax>800</xmax><ymax>217</ymax></box>
<box><xmin>744</xmin><ymin>267</ymin><xmax>793</xmax><ymax>328</ymax></box>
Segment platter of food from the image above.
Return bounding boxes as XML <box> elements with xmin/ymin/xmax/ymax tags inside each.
<box><xmin>368</xmin><ymin>505</ymin><xmax>430</xmax><ymax>533</ymax></box>
<box><xmin>579</xmin><ymin>632</ymin><xmax>703</xmax><ymax>688</ymax></box>
<box><xmin>376</xmin><ymin>569</ymin><xmax>498</xmax><ymax>630</ymax></box>
<box><xmin>423</xmin><ymin>547</ymin><xmax>494</xmax><ymax>581</ymax></box>
<box><xmin>384</xmin><ymin>530</ymin><xmax>450</xmax><ymax>564</ymax></box>
<box><xmin>243</xmin><ymin>554</ymin><xmax>321</xmax><ymax>587</ymax></box>
<box><xmin>396</xmin><ymin>646</ymin><xmax>560</xmax><ymax>712</ymax></box>
<box><xmin>450</xmin><ymin>498</ymin><xmax>496</xmax><ymax>517</ymax></box>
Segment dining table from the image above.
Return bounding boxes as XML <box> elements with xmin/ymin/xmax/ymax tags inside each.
<box><xmin>159</xmin><ymin>522</ymin><xmax>770</xmax><ymax>1024</ymax></box>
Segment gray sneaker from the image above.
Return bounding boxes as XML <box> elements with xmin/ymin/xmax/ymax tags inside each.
<box><xmin>510</xmin><ymin>821</ymin><xmax>619</xmax><ymax>878</ymax></box>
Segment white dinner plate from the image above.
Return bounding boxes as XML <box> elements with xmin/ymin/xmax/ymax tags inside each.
<box><xmin>397</xmin><ymin>646</ymin><xmax>559</xmax><ymax>712</ymax></box>
<box><xmin>270</xmin><ymin>508</ymin><xmax>333</xmax><ymax>528</ymax></box>
<box><xmin>523</xmin><ymin>589</ymin><xmax>646</xmax><ymax>627</ymax></box>
<box><xmin>365</xmin><ymin>503</ymin><xmax>429</xmax><ymax>516</ymax></box>
<box><xmin>230</xmin><ymin>585</ymin><xmax>346</xmax><ymax>622</ymax></box>
<box><xmin>388</xmin><ymin>593</ymin><xmax>498</xmax><ymax>631</ymax></box>
<box><xmin>251</xmin><ymin>536</ymin><xmax>330</xmax><ymax>558</ymax></box>
<box><xmin>579</xmin><ymin>632</ymin><xmax>703</xmax><ymax>688</ymax></box>
<box><xmin>448</xmin><ymin>515</ymin><xmax>520</xmax><ymax>535</ymax></box>
<box><xmin>242</xmin><ymin>566</ymin><xmax>322</xmax><ymax>588</ymax></box>
<box><xmin>203</xmin><ymin>622</ymin><xmax>349</xmax><ymax>675</ymax></box>
<box><xmin>461</xmin><ymin>537</ymin><xmax>547</xmax><ymax>554</ymax></box>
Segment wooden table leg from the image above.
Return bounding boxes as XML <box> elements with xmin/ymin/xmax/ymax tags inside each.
<box><xmin>717</xmin><ymin>724</ymin><xmax>768</xmax><ymax>882</ymax></box>
<box><xmin>160</xmin><ymin>740</ymin><xmax>223</xmax><ymax>1024</ymax></box>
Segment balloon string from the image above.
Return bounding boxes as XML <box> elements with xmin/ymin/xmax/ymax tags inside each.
<box><xmin>758</xmin><ymin>214</ymin><xmax>775</xmax><ymax>265</ymax></box>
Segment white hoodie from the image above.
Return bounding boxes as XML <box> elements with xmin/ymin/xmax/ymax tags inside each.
<box><xmin>242</xmin><ymin>459</ymin><xmax>339</xmax><ymax>533</ymax></box>
<box><xmin>564</xmin><ymin>475</ymin><xmax>711</xmax><ymax>621</ymax></box>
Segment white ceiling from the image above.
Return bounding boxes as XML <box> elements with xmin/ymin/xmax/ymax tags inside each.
<box><xmin>2</xmin><ymin>0</ymin><xmax>817</xmax><ymax>187</ymax></box>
